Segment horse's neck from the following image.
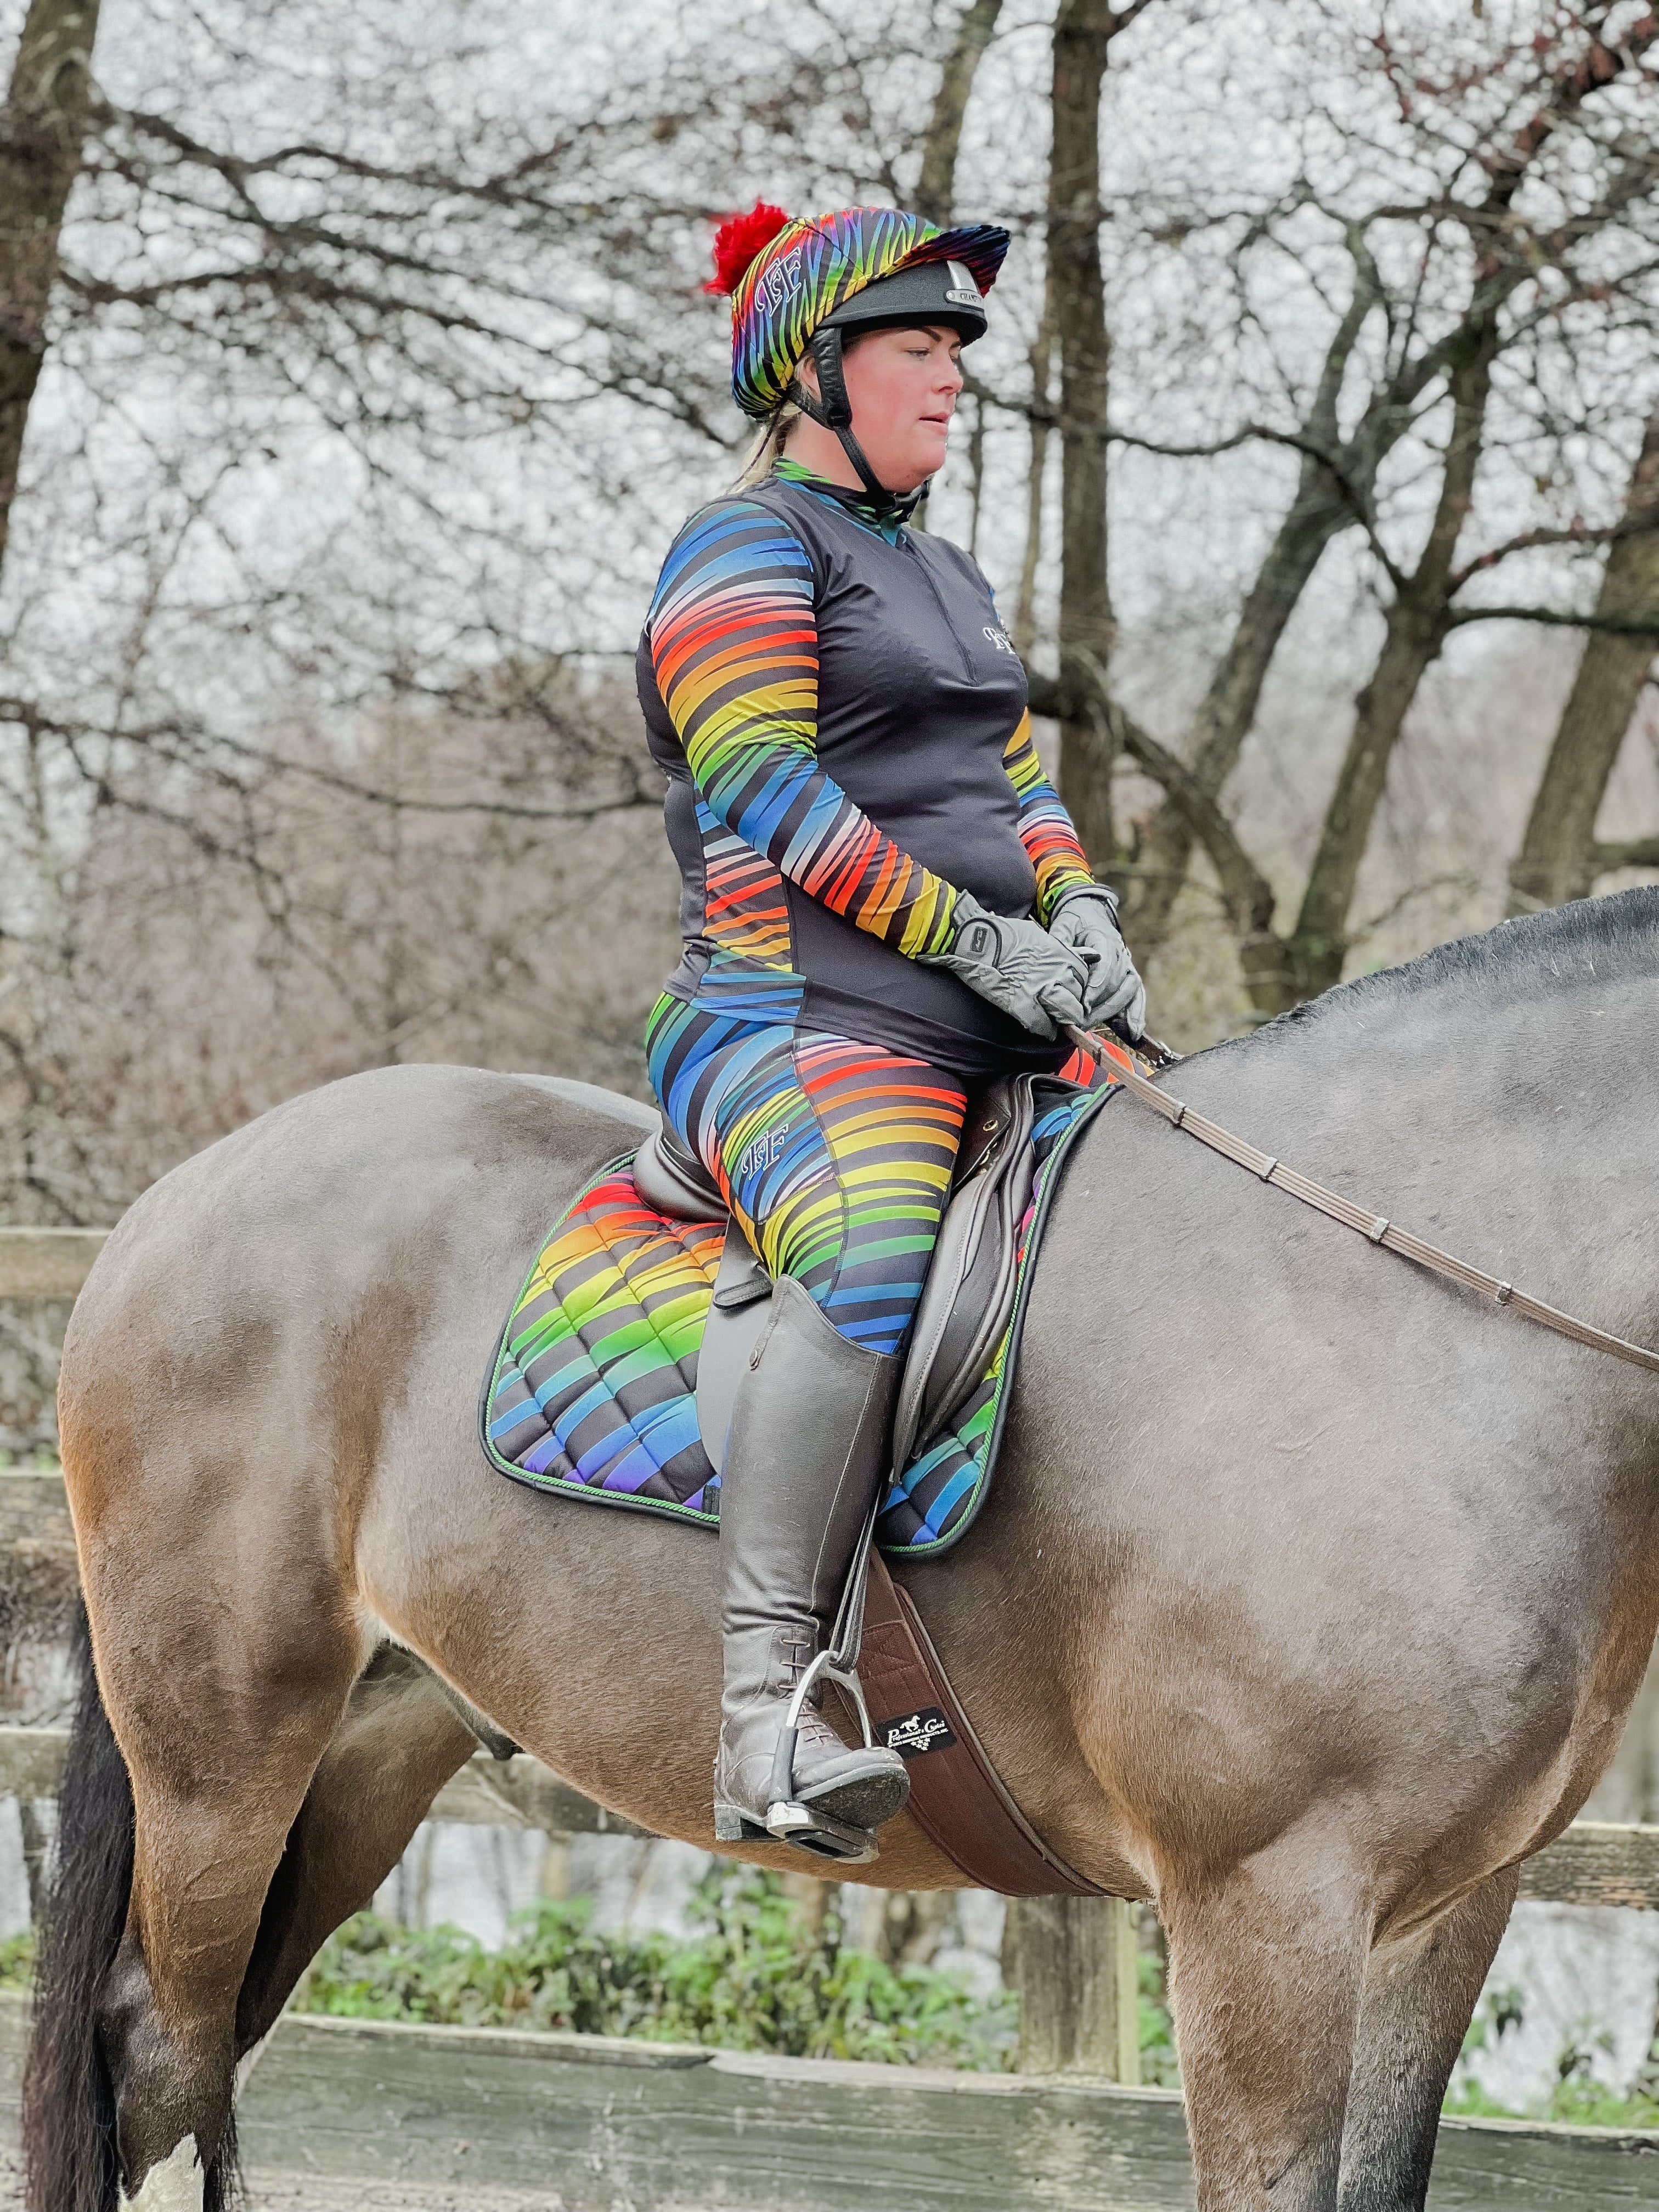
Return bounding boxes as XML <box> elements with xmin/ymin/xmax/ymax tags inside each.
<box><xmin>1178</xmin><ymin>976</ymin><xmax>1653</xmax><ymax>1311</ymax></box>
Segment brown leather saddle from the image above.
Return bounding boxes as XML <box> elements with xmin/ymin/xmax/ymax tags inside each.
<box><xmin>630</xmin><ymin>1074</ymin><xmax>1040</xmax><ymax>1480</ymax></box>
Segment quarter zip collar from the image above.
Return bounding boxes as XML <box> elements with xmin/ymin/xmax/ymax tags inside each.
<box><xmin>771</xmin><ymin>458</ymin><xmax>916</xmax><ymax>546</ymax></box>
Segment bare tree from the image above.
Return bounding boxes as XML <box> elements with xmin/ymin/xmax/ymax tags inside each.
<box><xmin>9</xmin><ymin>0</ymin><xmax>1659</xmax><ymax>1265</ymax></box>
<box><xmin>0</xmin><ymin>0</ymin><xmax>98</xmax><ymax>568</ymax></box>
<box><xmin>1252</xmin><ymin>329</ymin><xmax>1500</xmax><ymax>1006</ymax></box>
<box><xmin>1046</xmin><ymin>1</ymin><xmax>1154</xmax><ymax>867</ymax></box>
<box><xmin>914</xmin><ymin>0</ymin><xmax>1006</xmax><ymax>225</ymax></box>
<box><xmin>1509</xmin><ymin>409</ymin><xmax>1659</xmax><ymax>910</ymax></box>
<box><xmin>1110</xmin><ymin>4</ymin><xmax>1659</xmax><ymax>973</ymax></box>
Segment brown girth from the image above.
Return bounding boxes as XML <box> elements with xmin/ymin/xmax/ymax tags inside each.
<box><xmin>858</xmin><ymin>1554</ymin><xmax>1104</xmax><ymax>1897</ymax></box>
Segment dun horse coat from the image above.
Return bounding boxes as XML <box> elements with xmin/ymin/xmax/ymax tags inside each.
<box><xmin>23</xmin><ymin>890</ymin><xmax>1659</xmax><ymax>2211</ymax></box>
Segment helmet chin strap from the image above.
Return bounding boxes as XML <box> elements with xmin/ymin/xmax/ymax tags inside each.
<box><xmin>790</xmin><ymin>326</ymin><xmax>927</xmax><ymax>521</ymax></box>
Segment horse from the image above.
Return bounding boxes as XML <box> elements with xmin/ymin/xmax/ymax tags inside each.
<box><xmin>20</xmin><ymin>887</ymin><xmax>1659</xmax><ymax>2212</ymax></box>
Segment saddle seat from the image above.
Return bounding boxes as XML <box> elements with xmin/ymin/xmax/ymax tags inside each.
<box><xmin>630</xmin><ymin>1077</ymin><xmax>1040</xmax><ymax>1479</ymax></box>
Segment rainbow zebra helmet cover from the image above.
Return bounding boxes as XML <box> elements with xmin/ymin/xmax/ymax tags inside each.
<box><xmin>707</xmin><ymin>202</ymin><xmax>1011</xmax><ymax>420</ymax></box>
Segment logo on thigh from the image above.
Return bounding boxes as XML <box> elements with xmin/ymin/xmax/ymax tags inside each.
<box><xmin>736</xmin><ymin>1121</ymin><xmax>792</xmax><ymax>1183</ymax></box>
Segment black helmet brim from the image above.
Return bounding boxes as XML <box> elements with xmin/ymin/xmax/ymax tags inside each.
<box><xmin>819</xmin><ymin>257</ymin><xmax>990</xmax><ymax>345</ymax></box>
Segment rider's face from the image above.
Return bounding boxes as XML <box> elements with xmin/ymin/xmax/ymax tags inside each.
<box><xmin>816</xmin><ymin>325</ymin><xmax>965</xmax><ymax>493</ymax></box>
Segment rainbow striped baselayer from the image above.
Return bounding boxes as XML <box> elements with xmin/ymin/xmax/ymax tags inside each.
<box><xmin>637</xmin><ymin>465</ymin><xmax>1098</xmax><ymax>1355</ymax></box>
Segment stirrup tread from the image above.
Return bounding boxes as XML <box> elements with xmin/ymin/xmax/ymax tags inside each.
<box><xmin>766</xmin><ymin>1798</ymin><xmax>881</xmax><ymax>1864</ymax></box>
<box><xmin>712</xmin><ymin>1798</ymin><xmax>881</xmax><ymax>1864</ymax></box>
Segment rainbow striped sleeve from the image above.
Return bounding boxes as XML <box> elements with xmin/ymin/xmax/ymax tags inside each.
<box><xmin>648</xmin><ymin>499</ymin><xmax>960</xmax><ymax>958</ymax></box>
<box><xmin>1002</xmin><ymin>711</ymin><xmax>1096</xmax><ymax>924</ymax></box>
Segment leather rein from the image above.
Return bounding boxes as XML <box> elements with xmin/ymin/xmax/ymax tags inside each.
<box><xmin>1069</xmin><ymin>1027</ymin><xmax>1659</xmax><ymax>1380</ymax></box>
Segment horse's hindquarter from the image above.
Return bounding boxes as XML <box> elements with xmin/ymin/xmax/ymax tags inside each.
<box><xmin>996</xmin><ymin>987</ymin><xmax>1659</xmax><ymax>1922</ymax></box>
<box><xmin>60</xmin><ymin>1068</ymin><xmax>648</xmax><ymax>1772</ymax></box>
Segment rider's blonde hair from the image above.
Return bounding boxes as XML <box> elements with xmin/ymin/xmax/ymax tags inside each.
<box><xmin>732</xmin><ymin>399</ymin><xmax>803</xmax><ymax>489</ymax></box>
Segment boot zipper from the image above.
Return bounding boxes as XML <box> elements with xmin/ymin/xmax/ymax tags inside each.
<box><xmin>905</xmin><ymin>539</ymin><xmax>977</xmax><ymax>682</ymax></box>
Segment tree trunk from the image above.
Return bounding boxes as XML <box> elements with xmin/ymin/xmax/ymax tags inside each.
<box><xmin>1508</xmin><ymin>410</ymin><xmax>1659</xmax><ymax>913</ymax></box>
<box><xmin>0</xmin><ymin>0</ymin><xmax>100</xmax><ymax>580</ymax></box>
<box><xmin>1123</xmin><ymin>471</ymin><xmax>1347</xmax><ymax>953</ymax></box>
<box><xmin>914</xmin><ymin>0</ymin><xmax>1005</xmax><ymax>227</ymax></box>
<box><xmin>1049</xmin><ymin>0</ymin><xmax>1118</xmax><ymax>871</ymax></box>
<box><xmin>1013</xmin><ymin>284</ymin><xmax>1054</xmax><ymax>656</ymax></box>
<box><xmin>1270</xmin><ymin>331</ymin><xmax>1498</xmax><ymax>1008</ymax></box>
<box><xmin>1121</xmin><ymin>268</ymin><xmax>1378</xmax><ymax>952</ymax></box>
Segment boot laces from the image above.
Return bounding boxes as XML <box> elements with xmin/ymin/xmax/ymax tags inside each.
<box><xmin>777</xmin><ymin>1628</ymin><xmax>844</xmax><ymax>1751</ymax></box>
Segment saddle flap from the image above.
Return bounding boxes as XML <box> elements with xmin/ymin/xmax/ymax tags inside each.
<box><xmin>890</xmin><ymin>1076</ymin><xmax>1039</xmax><ymax>1472</ymax></box>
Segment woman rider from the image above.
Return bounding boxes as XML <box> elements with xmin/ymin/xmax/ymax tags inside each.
<box><xmin>637</xmin><ymin>203</ymin><xmax>1146</xmax><ymax>1859</ymax></box>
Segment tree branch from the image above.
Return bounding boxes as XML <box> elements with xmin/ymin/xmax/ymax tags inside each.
<box><xmin>1445</xmin><ymin>605</ymin><xmax>1659</xmax><ymax>634</ymax></box>
<box><xmin>913</xmin><ymin>0</ymin><xmax>1005</xmax><ymax>225</ymax></box>
<box><xmin>1029</xmin><ymin>657</ymin><xmax>1278</xmax><ymax>939</ymax></box>
<box><xmin>0</xmin><ymin>697</ymin><xmax>655</xmax><ymax>821</ymax></box>
<box><xmin>1592</xmin><ymin>836</ymin><xmax>1659</xmax><ymax>871</ymax></box>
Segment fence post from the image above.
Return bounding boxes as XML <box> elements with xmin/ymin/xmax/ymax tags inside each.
<box><xmin>1005</xmin><ymin>1894</ymin><xmax>1140</xmax><ymax>2081</ymax></box>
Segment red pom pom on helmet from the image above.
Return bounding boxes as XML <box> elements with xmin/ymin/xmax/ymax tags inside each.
<box><xmin>703</xmin><ymin>201</ymin><xmax>793</xmax><ymax>296</ymax></box>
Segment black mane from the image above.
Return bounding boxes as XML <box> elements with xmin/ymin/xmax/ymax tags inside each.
<box><xmin>1237</xmin><ymin>885</ymin><xmax>1659</xmax><ymax>1049</ymax></box>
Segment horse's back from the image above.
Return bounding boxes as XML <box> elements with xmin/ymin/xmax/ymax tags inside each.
<box><xmin>58</xmin><ymin>1063</ymin><xmax>651</xmax><ymax>1564</ymax></box>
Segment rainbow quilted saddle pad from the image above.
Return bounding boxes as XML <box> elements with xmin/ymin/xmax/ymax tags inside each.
<box><xmin>479</xmin><ymin>1073</ymin><xmax>1121</xmax><ymax>1558</ymax></box>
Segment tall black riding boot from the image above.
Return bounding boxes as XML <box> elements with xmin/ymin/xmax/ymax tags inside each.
<box><xmin>712</xmin><ymin>1275</ymin><xmax>909</xmax><ymax>1860</ymax></box>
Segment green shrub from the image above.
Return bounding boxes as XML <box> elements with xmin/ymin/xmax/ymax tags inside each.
<box><xmin>298</xmin><ymin>1865</ymin><xmax>1016</xmax><ymax>2069</ymax></box>
<box><xmin>1137</xmin><ymin>1946</ymin><xmax>1178</xmax><ymax>2089</ymax></box>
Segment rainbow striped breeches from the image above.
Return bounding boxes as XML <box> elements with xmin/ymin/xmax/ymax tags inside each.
<box><xmin>645</xmin><ymin>995</ymin><xmax>969</xmax><ymax>1357</ymax></box>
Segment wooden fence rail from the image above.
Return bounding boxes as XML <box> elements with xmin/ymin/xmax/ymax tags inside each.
<box><xmin>0</xmin><ymin>1723</ymin><xmax>649</xmax><ymax>1836</ymax></box>
<box><xmin>0</xmin><ymin>1719</ymin><xmax>1642</xmax><ymax>1908</ymax></box>
<box><xmin>1</xmin><ymin>1993</ymin><xmax>1653</xmax><ymax>2211</ymax></box>
<box><xmin>0</xmin><ymin>1227</ymin><xmax>107</xmax><ymax>1300</ymax></box>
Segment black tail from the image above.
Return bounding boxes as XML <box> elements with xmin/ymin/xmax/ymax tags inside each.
<box><xmin>18</xmin><ymin>1607</ymin><xmax>244</xmax><ymax>2211</ymax></box>
<box><xmin>21</xmin><ymin>1602</ymin><xmax>133</xmax><ymax>2212</ymax></box>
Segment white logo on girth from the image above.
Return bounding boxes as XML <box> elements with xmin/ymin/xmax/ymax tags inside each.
<box><xmin>882</xmin><ymin>1710</ymin><xmax>955</xmax><ymax>1756</ymax></box>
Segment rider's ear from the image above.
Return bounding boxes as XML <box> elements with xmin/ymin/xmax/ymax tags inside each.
<box><xmin>797</xmin><ymin>354</ymin><xmax>821</xmax><ymax>399</ymax></box>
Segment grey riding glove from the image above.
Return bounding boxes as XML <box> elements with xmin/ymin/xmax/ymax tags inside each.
<box><xmin>919</xmin><ymin>891</ymin><xmax>1089</xmax><ymax>1040</ymax></box>
<box><xmin>1049</xmin><ymin>887</ymin><xmax>1147</xmax><ymax>1042</ymax></box>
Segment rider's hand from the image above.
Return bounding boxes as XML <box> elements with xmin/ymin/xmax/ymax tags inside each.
<box><xmin>1049</xmin><ymin>887</ymin><xmax>1146</xmax><ymax>1042</ymax></box>
<box><xmin>919</xmin><ymin>892</ymin><xmax>1089</xmax><ymax>1039</ymax></box>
